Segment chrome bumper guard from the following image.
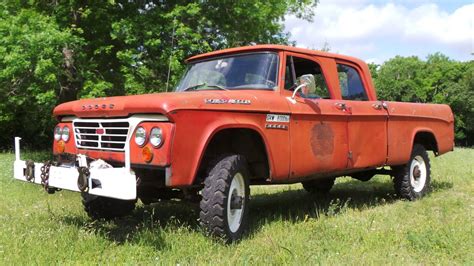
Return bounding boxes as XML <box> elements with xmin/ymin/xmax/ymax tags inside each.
<box><xmin>13</xmin><ymin>137</ymin><xmax>136</xmax><ymax>200</ymax></box>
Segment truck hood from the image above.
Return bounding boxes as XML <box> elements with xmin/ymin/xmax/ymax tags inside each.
<box><xmin>53</xmin><ymin>90</ymin><xmax>276</xmax><ymax>118</ymax></box>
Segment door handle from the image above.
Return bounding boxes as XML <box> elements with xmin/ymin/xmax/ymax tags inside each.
<box><xmin>372</xmin><ymin>102</ymin><xmax>388</xmax><ymax>110</ymax></box>
<box><xmin>372</xmin><ymin>103</ymin><xmax>383</xmax><ymax>110</ymax></box>
<box><xmin>335</xmin><ymin>102</ymin><xmax>347</xmax><ymax>111</ymax></box>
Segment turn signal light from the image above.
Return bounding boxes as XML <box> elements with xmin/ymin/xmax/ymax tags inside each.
<box><xmin>56</xmin><ymin>140</ymin><xmax>65</xmax><ymax>153</ymax></box>
<box><xmin>142</xmin><ymin>146</ymin><xmax>153</xmax><ymax>163</ymax></box>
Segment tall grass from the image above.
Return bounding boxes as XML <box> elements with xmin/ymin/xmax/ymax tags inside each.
<box><xmin>0</xmin><ymin>149</ymin><xmax>473</xmax><ymax>264</ymax></box>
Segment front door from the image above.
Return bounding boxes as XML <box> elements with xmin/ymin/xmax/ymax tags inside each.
<box><xmin>284</xmin><ymin>54</ymin><xmax>349</xmax><ymax>179</ymax></box>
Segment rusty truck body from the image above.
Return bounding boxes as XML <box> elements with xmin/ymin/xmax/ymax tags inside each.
<box><xmin>14</xmin><ymin>45</ymin><xmax>454</xmax><ymax>242</ymax></box>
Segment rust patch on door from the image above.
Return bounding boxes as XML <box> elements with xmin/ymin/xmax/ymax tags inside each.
<box><xmin>311</xmin><ymin>123</ymin><xmax>334</xmax><ymax>157</ymax></box>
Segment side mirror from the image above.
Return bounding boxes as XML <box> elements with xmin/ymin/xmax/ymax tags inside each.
<box><xmin>292</xmin><ymin>74</ymin><xmax>316</xmax><ymax>99</ymax></box>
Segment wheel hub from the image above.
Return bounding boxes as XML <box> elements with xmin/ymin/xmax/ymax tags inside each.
<box><xmin>227</xmin><ymin>172</ymin><xmax>246</xmax><ymax>233</ymax></box>
<box><xmin>413</xmin><ymin>165</ymin><xmax>421</xmax><ymax>179</ymax></box>
<box><xmin>230</xmin><ymin>194</ymin><xmax>243</xmax><ymax>209</ymax></box>
<box><xmin>410</xmin><ymin>155</ymin><xmax>427</xmax><ymax>193</ymax></box>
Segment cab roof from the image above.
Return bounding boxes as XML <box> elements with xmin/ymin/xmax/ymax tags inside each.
<box><xmin>186</xmin><ymin>44</ymin><xmax>366</xmax><ymax>66</ymax></box>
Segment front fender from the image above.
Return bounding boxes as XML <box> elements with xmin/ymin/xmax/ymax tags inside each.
<box><xmin>166</xmin><ymin>110</ymin><xmax>289</xmax><ymax>187</ymax></box>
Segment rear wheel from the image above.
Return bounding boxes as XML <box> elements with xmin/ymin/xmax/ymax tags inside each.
<box><xmin>82</xmin><ymin>193</ymin><xmax>136</xmax><ymax>220</ymax></box>
<box><xmin>302</xmin><ymin>178</ymin><xmax>335</xmax><ymax>194</ymax></box>
<box><xmin>393</xmin><ymin>144</ymin><xmax>431</xmax><ymax>200</ymax></box>
<box><xmin>199</xmin><ymin>154</ymin><xmax>250</xmax><ymax>243</ymax></box>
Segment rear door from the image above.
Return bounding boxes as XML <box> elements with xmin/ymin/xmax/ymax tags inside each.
<box><xmin>335</xmin><ymin>62</ymin><xmax>388</xmax><ymax>169</ymax></box>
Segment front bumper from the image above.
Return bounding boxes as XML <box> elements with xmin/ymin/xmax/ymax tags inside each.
<box><xmin>13</xmin><ymin>137</ymin><xmax>136</xmax><ymax>200</ymax></box>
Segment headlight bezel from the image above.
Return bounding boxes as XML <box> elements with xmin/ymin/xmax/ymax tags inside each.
<box><xmin>150</xmin><ymin>127</ymin><xmax>164</xmax><ymax>148</ymax></box>
<box><xmin>54</xmin><ymin>126</ymin><xmax>62</xmax><ymax>141</ymax></box>
<box><xmin>61</xmin><ymin>126</ymin><xmax>70</xmax><ymax>142</ymax></box>
<box><xmin>134</xmin><ymin>126</ymin><xmax>147</xmax><ymax>146</ymax></box>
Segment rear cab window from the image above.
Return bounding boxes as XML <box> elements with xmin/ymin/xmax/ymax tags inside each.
<box><xmin>337</xmin><ymin>64</ymin><xmax>368</xmax><ymax>101</ymax></box>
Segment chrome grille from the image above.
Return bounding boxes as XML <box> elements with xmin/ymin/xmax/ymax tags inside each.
<box><xmin>73</xmin><ymin>120</ymin><xmax>129</xmax><ymax>151</ymax></box>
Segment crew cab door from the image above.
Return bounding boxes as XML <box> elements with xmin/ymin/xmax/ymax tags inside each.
<box><xmin>335</xmin><ymin>62</ymin><xmax>388</xmax><ymax>168</ymax></box>
<box><xmin>283</xmin><ymin>54</ymin><xmax>349</xmax><ymax>179</ymax></box>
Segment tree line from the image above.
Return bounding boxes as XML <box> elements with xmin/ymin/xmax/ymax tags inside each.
<box><xmin>0</xmin><ymin>1</ymin><xmax>472</xmax><ymax>149</ymax></box>
<box><xmin>369</xmin><ymin>54</ymin><xmax>473</xmax><ymax>146</ymax></box>
<box><xmin>0</xmin><ymin>0</ymin><xmax>317</xmax><ymax>149</ymax></box>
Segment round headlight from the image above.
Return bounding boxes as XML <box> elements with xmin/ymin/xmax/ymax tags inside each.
<box><xmin>150</xmin><ymin>127</ymin><xmax>163</xmax><ymax>147</ymax></box>
<box><xmin>54</xmin><ymin>126</ymin><xmax>62</xmax><ymax>141</ymax></box>
<box><xmin>135</xmin><ymin>127</ymin><xmax>146</xmax><ymax>146</ymax></box>
<box><xmin>61</xmin><ymin>126</ymin><xmax>70</xmax><ymax>142</ymax></box>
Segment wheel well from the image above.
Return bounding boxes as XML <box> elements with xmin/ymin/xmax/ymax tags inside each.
<box><xmin>196</xmin><ymin>128</ymin><xmax>270</xmax><ymax>184</ymax></box>
<box><xmin>414</xmin><ymin>131</ymin><xmax>438</xmax><ymax>155</ymax></box>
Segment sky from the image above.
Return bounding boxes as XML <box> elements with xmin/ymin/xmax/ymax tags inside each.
<box><xmin>284</xmin><ymin>0</ymin><xmax>473</xmax><ymax>64</ymax></box>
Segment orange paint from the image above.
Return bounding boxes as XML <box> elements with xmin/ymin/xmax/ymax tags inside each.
<box><xmin>50</xmin><ymin>45</ymin><xmax>454</xmax><ymax>187</ymax></box>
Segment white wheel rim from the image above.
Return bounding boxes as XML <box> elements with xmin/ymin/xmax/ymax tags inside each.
<box><xmin>409</xmin><ymin>155</ymin><xmax>427</xmax><ymax>193</ymax></box>
<box><xmin>227</xmin><ymin>172</ymin><xmax>245</xmax><ymax>233</ymax></box>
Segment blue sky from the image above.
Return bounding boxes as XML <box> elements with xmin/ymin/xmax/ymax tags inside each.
<box><xmin>284</xmin><ymin>0</ymin><xmax>473</xmax><ymax>63</ymax></box>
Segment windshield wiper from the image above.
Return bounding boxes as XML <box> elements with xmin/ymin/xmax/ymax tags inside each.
<box><xmin>206</xmin><ymin>84</ymin><xmax>228</xmax><ymax>91</ymax></box>
<box><xmin>183</xmin><ymin>83</ymin><xmax>206</xmax><ymax>91</ymax></box>
<box><xmin>183</xmin><ymin>83</ymin><xmax>228</xmax><ymax>91</ymax></box>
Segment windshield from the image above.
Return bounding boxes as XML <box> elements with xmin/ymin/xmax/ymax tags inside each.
<box><xmin>175</xmin><ymin>53</ymin><xmax>279</xmax><ymax>91</ymax></box>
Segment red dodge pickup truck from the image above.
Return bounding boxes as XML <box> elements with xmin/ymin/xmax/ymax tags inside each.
<box><xmin>13</xmin><ymin>45</ymin><xmax>454</xmax><ymax>242</ymax></box>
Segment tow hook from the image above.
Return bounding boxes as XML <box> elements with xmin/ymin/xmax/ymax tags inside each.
<box><xmin>77</xmin><ymin>167</ymin><xmax>90</xmax><ymax>193</ymax></box>
<box><xmin>25</xmin><ymin>160</ymin><xmax>35</xmax><ymax>182</ymax></box>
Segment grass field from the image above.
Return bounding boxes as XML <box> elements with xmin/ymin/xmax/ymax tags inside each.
<box><xmin>0</xmin><ymin>149</ymin><xmax>473</xmax><ymax>264</ymax></box>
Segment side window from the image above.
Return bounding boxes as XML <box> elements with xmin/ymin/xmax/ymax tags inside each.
<box><xmin>337</xmin><ymin>64</ymin><xmax>368</xmax><ymax>101</ymax></box>
<box><xmin>285</xmin><ymin>56</ymin><xmax>330</xmax><ymax>99</ymax></box>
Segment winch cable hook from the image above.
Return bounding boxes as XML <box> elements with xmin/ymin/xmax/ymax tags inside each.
<box><xmin>25</xmin><ymin>160</ymin><xmax>35</xmax><ymax>182</ymax></box>
<box><xmin>76</xmin><ymin>154</ymin><xmax>90</xmax><ymax>193</ymax></box>
<box><xmin>77</xmin><ymin>167</ymin><xmax>90</xmax><ymax>193</ymax></box>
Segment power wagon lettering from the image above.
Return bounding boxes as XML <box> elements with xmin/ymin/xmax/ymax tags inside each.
<box><xmin>204</xmin><ymin>99</ymin><xmax>251</xmax><ymax>105</ymax></box>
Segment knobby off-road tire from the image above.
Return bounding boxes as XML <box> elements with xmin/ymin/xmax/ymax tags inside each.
<box><xmin>302</xmin><ymin>178</ymin><xmax>335</xmax><ymax>194</ymax></box>
<box><xmin>393</xmin><ymin>144</ymin><xmax>431</xmax><ymax>200</ymax></box>
<box><xmin>199</xmin><ymin>154</ymin><xmax>250</xmax><ymax>243</ymax></box>
<box><xmin>82</xmin><ymin>193</ymin><xmax>136</xmax><ymax>220</ymax></box>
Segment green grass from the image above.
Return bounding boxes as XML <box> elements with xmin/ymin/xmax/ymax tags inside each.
<box><xmin>1</xmin><ymin>149</ymin><xmax>473</xmax><ymax>264</ymax></box>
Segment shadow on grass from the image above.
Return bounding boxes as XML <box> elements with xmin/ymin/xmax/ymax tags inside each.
<box><xmin>61</xmin><ymin>201</ymin><xmax>200</xmax><ymax>249</ymax></box>
<box><xmin>247</xmin><ymin>179</ymin><xmax>397</xmax><ymax>232</ymax></box>
<box><xmin>60</xmin><ymin>177</ymin><xmax>453</xmax><ymax>247</ymax></box>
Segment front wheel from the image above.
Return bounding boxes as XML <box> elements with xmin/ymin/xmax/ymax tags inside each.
<box><xmin>199</xmin><ymin>155</ymin><xmax>250</xmax><ymax>243</ymax></box>
<box><xmin>393</xmin><ymin>144</ymin><xmax>431</xmax><ymax>200</ymax></box>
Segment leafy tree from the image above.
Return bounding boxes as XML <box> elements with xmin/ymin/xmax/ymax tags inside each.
<box><xmin>23</xmin><ymin>0</ymin><xmax>318</xmax><ymax>96</ymax></box>
<box><xmin>374</xmin><ymin>54</ymin><xmax>474</xmax><ymax>145</ymax></box>
<box><xmin>375</xmin><ymin>56</ymin><xmax>427</xmax><ymax>102</ymax></box>
<box><xmin>0</xmin><ymin>0</ymin><xmax>318</xmax><ymax>149</ymax></box>
<box><xmin>0</xmin><ymin>7</ymin><xmax>81</xmax><ymax>148</ymax></box>
<box><xmin>367</xmin><ymin>62</ymin><xmax>378</xmax><ymax>82</ymax></box>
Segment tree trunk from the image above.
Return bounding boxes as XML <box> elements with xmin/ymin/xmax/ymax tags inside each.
<box><xmin>59</xmin><ymin>47</ymin><xmax>81</xmax><ymax>103</ymax></box>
